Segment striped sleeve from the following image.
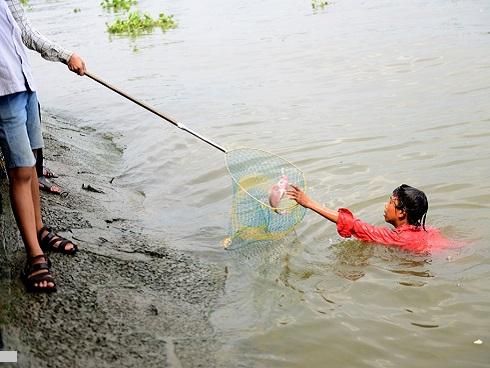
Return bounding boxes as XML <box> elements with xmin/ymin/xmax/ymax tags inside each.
<box><xmin>7</xmin><ymin>0</ymin><xmax>72</xmax><ymax>63</ymax></box>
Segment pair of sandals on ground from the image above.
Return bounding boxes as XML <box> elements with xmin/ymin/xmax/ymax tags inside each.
<box><xmin>21</xmin><ymin>226</ymin><xmax>78</xmax><ymax>293</ymax></box>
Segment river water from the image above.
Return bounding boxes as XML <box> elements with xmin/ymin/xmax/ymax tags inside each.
<box><xmin>27</xmin><ymin>0</ymin><xmax>489</xmax><ymax>366</ymax></box>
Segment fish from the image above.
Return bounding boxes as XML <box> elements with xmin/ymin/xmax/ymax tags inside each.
<box><xmin>221</xmin><ymin>237</ymin><xmax>232</xmax><ymax>249</ymax></box>
<box><xmin>268</xmin><ymin>172</ymin><xmax>289</xmax><ymax>214</ymax></box>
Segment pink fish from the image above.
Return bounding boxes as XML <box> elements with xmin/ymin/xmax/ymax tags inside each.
<box><xmin>268</xmin><ymin>173</ymin><xmax>289</xmax><ymax>214</ymax></box>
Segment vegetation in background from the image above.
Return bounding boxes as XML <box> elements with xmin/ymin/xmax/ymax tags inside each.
<box><xmin>107</xmin><ymin>11</ymin><xmax>177</xmax><ymax>35</ymax></box>
<box><xmin>311</xmin><ymin>0</ymin><xmax>328</xmax><ymax>10</ymax></box>
<box><xmin>20</xmin><ymin>0</ymin><xmax>29</xmax><ymax>4</ymax></box>
<box><xmin>101</xmin><ymin>0</ymin><xmax>137</xmax><ymax>12</ymax></box>
<box><xmin>101</xmin><ymin>0</ymin><xmax>177</xmax><ymax>38</ymax></box>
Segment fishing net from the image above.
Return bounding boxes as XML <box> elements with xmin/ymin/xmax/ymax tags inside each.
<box><xmin>225</xmin><ymin>148</ymin><xmax>307</xmax><ymax>245</ymax></box>
<box><xmin>84</xmin><ymin>72</ymin><xmax>308</xmax><ymax>248</ymax></box>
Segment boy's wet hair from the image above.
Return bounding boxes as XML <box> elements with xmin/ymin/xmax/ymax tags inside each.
<box><xmin>392</xmin><ymin>184</ymin><xmax>428</xmax><ymax>230</ymax></box>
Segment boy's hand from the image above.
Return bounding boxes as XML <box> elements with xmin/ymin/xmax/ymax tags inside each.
<box><xmin>287</xmin><ymin>185</ymin><xmax>311</xmax><ymax>208</ymax></box>
<box><xmin>67</xmin><ymin>53</ymin><xmax>86</xmax><ymax>76</ymax></box>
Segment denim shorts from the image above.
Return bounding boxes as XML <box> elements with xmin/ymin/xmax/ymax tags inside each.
<box><xmin>0</xmin><ymin>91</ymin><xmax>44</xmax><ymax>169</ymax></box>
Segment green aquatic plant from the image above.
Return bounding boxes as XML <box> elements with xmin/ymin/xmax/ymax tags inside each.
<box><xmin>107</xmin><ymin>11</ymin><xmax>177</xmax><ymax>35</ymax></box>
<box><xmin>311</xmin><ymin>0</ymin><xmax>328</xmax><ymax>10</ymax></box>
<box><xmin>101</xmin><ymin>0</ymin><xmax>137</xmax><ymax>12</ymax></box>
<box><xmin>19</xmin><ymin>0</ymin><xmax>32</xmax><ymax>10</ymax></box>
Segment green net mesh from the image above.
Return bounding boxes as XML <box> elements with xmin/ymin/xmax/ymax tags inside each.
<box><xmin>225</xmin><ymin>148</ymin><xmax>307</xmax><ymax>245</ymax></box>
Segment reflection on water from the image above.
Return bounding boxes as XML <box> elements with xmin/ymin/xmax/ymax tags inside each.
<box><xmin>389</xmin><ymin>269</ymin><xmax>434</xmax><ymax>278</ymax></box>
<box><xmin>26</xmin><ymin>0</ymin><xmax>490</xmax><ymax>366</ymax></box>
<box><xmin>330</xmin><ymin>241</ymin><xmax>373</xmax><ymax>281</ymax></box>
<box><xmin>216</xmin><ymin>236</ymin><xmax>488</xmax><ymax>367</ymax></box>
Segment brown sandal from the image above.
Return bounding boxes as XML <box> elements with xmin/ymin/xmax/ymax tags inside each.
<box><xmin>38</xmin><ymin>226</ymin><xmax>78</xmax><ymax>255</ymax></box>
<box><xmin>38</xmin><ymin>176</ymin><xmax>63</xmax><ymax>195</ymax></box>
<box><xmin>43</xmin><ymin>166</ymin><xmax>59</xmax><ymax>178</ymax></box>
<box><xmin>20</xmin><ymin>254</ymin><xmax>57</xmax><ymax>293</ymax></box>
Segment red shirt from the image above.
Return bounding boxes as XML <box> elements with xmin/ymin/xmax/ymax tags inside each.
<box><xmin>336</xmin><ymin>208</ymin><xmax>450</xmax><ymax>253</ymax></box>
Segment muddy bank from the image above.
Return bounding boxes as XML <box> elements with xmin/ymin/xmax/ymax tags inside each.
<box><xmin>0</xmin><ymin>112</ymin><xmax>226</xmax><ymax>368</ymax></box>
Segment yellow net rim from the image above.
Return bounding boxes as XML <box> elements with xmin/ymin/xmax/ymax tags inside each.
<box><xmin>224</xmin><ymin>147</ymin><xmax>308</xmax><ymax>212</ymax></box>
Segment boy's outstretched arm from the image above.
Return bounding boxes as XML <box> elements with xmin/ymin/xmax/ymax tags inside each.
<box><xmin>287</xmin><ymin>185</ymin><xmax>339</xmax><ymax>224</ymax></box>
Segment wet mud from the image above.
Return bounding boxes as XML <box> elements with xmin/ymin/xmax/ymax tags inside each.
<box><xmin>0</xmin><ymin>113</ymin><xmax>226</xmax><ymax>368</ymax></box>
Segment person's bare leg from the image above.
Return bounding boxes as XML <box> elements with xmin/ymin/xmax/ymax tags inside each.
<box><xmin>32</xmin><ymin>149</ymin><xmax>74</xmax><ymax>253</ymax></box>
<box><xmin>8</xmin><ymin>166</ymin><xmax>53</xmax><ymax>289</ymax></box>
<box><xmin>31</xmin><ymin>165</ymin><xmax>43</xmax><ymax>230</ymax></box>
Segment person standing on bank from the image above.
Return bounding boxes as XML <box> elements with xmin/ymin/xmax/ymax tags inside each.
<box><xmin>0</xmin><ymin>0</ymin><xmax>86</xmax><ymax>292</ymax></box>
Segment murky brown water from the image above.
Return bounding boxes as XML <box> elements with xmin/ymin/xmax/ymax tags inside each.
<box><xmin>28</xmin><ymin>0</ymin><xmax>490</xmax><ymax>366</ymax></box>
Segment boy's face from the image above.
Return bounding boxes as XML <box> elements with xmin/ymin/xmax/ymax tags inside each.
<box><xmin>384</xmin><ymin>195</ymin><xmax>404</xmax><ymax>225</ymax></box>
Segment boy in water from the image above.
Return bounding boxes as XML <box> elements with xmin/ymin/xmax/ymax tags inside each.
<box><xmin>287</xmin><ymin>184</ymin><xmax>449</xmax><ymax>253</ymax></box>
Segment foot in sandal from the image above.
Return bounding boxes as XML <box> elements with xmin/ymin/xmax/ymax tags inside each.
<box><xmin>21</xmin><ymin>254</ymin><xmax>57</xmax><ymax>293</ymax></box>
<box><xmin>38</xmin><ymin>176</ymin><xmax>62</xmax><ymax>195</ymax></box>
<box><xmin>38</xmin><ymin>226</ymin><xmax>78</xmax><ymax>255</ymax></box>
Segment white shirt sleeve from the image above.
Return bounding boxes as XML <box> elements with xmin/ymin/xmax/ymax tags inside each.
<box><xmin>6</xmin><ymin>0</ymin><xmax>73</xmax><ymax>63</ymax></box>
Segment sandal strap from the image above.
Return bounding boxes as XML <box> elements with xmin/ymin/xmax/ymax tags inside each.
<box><xmin>46</xmin><ymin>233</ymin><xmax>61</xmax><ymax>247</ymax></box>
<box><xmin>28</xmin><ymin>254</ymin><xmax>47</xmax><ymax>261</ymax></box>
<box><xmin>57</xmin><ymin>239</ymin><xmax>72</xmax><ymax>251</ymax></box>
<box><xmin>27</xmin><ymin>254</ymin><xmax>50</xmax><ymax>265</ymax></box>
<box><xmin>27</xmin><ymin>262</ymin><xmax>49</xmax><ymax>273</ymax></box>
<box><xmin>39</xmin><ymin>225</ymin><xmax>52</xmax><ymax>234</ymax></box>
<box><xmin>28</xmin><ymin>271</ymin><xmax>54</xmax><ymax>284</ymax></box>
<box><xmin>38</xmin><ymin>226</ymin><xmax>53</xmax><ymax>240</ymax></box>
<box><xmin>24</xmin><ymin>254</ymin><xmax>52</xmax><ymax>276</ymax></box>
<box><xmin>40</xmin><ymin>227</ymin><xmax>60</xmax><ymax>247</ymax></box>
<box><xmin>43</xmin><ymin>166</ymin><xmax>58</xmax><ymax>178</ymax></box>
<box><xmin>48</xmin><ymin>236</ymin><xmax>75</xmax><ymax>251</ymax></box>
